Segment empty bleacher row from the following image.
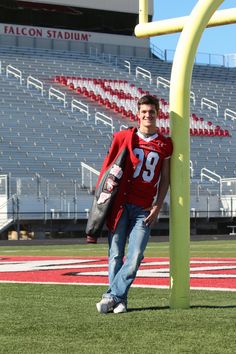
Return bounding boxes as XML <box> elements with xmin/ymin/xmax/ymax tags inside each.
<box><xmin>0</xmin><ymin>61</ymin><xmax>112</xmax><ymax>185</ymax></box>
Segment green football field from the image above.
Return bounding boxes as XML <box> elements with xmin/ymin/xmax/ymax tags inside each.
<box><xmin>0</xmin><ymin>240</ymin><xmax>235</xmax><ymax>354</ymax></box>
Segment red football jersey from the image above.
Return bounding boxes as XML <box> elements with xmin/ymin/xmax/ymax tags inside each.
<box><xmin>127</xmin><ymin>131</ymin><xmax>173</xmax><ymax>208</ymax></box>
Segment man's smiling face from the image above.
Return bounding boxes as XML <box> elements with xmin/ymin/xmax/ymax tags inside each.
<box><xmin>138</xmin><ymin>104</ymin><xmax>158</xmax><ymax>133</ymax></box>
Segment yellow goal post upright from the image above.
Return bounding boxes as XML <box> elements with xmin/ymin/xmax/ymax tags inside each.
<box><xmin>135</xmin><ymin>0</ymin><xmax>236</xmax><ymax>309</ymax></box>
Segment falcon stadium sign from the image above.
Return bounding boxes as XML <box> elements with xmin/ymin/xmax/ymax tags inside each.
<box><xmin>2</xmin><ymin>24</ymin><xmax>91</xmax><ymax>41</ymax></box>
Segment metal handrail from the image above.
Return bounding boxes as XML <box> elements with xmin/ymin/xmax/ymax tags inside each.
<box><xmin>224</xmin><ymin>108</ymin><xmax>236</xmax><ymax>121</ymax></box>
<box><xmin>49</xmin><ymin>87</ymin><xmax>67</xmax><ymax>108</ymax></box>
<box><xmin>201</xmin><ymin>97</ymin><xmax>219</xmax><ymax>116</ymax></box>
<box><xmin>136</xmin><ymin>66</ymin><xmax>152</xmax><ymax>84</ymax></box>
<box><xmin>71</xmin><ymin>99</ymin><xmax>90</xmax><ymax>120</ymax></box>
<box><xmin>95</xmin><ymin>112</ymin><xmax>114</xmax><ymax>133</ymax></box>
<box><xmin>6</xmin><ymin>65</ymin><xmax>23</xmax><ymax>85</ymax></box>
<box><xmin>81</xmin><ymin>162</ymin><xmax>99</xmax><ymax>192</ymax></box>
<box><xmin>27</xmin><ymin>76</ymin><xmax>44</xmax><ymax>96</ymax></box>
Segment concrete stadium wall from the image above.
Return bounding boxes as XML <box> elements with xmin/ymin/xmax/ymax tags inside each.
<box><xmin>0</xmin><ymin>33</ymin><xmax>151</xmax><ymax>58</ymax></box>
<box><xmin>0</xmin><ymin>20</ymin><xmax>151</xmax><ymax>57</ymax></box>
<box><xmin>22</xmin><ymin>0</ymin><xmax>153</xmax><ymax>15</ymax></box>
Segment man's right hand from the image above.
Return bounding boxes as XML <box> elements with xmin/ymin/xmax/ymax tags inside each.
<box><xmin>86</xmin><ymin>235</ymin><xmax>97</xmax><ymax>244</ymax></box>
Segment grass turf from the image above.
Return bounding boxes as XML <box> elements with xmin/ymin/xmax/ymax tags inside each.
<box><xmin>0</xmin><ymin>240</ymin><xmax>235</xmax><ymax>353</ymax></box>
<box><xmin>0</xmin><ymin>284</ymin><xmax>235</xmax><ymax>354</ymax></box>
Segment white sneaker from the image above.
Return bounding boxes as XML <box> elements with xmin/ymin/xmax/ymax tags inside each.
<box><xmin>96</xmin><ymin>297</ymin><xmax>115</xmax><ymax>314</ymax></box>
<box><xmin>113</xmin><ymin>302</ymin><xmax>127</xmax><ymax>314</ymax></box>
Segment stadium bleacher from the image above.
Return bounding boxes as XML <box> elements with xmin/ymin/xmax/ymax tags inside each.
<box><xmin>0</xmin><ymin>44</ymin><xmax>236</xmax><ymax>235</ymax></box>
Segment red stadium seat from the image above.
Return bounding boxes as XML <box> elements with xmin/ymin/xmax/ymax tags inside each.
<box><xmin>129</xmin><ymin>113</ymin><xmax>136</xmax><ymax>121</ymax></box>
<box><xmin>105</xmin><ymin>101</ymin><xmax>111</xmax><ymax>109</ymax></box>
<box><xmin>223</xmin><ymin>130</ymin><xmax>230</xmax><ymax>137</ymax></box>
<box><xmin>199</xmin><ymin>129</ymin><xmax>204</xmax><ymax>136</ymax></box>
<box><xmin>54</xmin><ymin>76</ymin><xmax>60</xmax><ymax>83</ymax></box>
<box><xmin>209</xmin><ymin>129</ymin><xmax>214</xmax><ymax>136</ymax></box>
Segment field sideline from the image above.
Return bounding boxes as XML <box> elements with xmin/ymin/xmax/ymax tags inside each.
<box><xmin>0</xmin><ymin>240</ymin><xmax>235</xmax><ymax>354</ymax></box>
<box><xmin>0</xmin><ymin>239</ymin><xmax>236</xmax><ymax>257</ymax></box>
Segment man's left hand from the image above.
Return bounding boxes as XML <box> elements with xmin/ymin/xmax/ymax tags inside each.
<box><xmin>144</xmin><ymin>205</ymin><xmax>160</xmax><ymax>227</ymax></box>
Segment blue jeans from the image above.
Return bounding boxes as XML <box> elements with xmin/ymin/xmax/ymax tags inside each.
<box><xmin>104</xmin><ymin>203</ymin><xmax>151</xmax><ymax>304</ymax></box>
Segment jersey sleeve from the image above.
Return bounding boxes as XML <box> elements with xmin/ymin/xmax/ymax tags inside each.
<box><xmin>95</xmin><ymin>130</ymin><xmax>127</xmax><ymax>187</ymax></box>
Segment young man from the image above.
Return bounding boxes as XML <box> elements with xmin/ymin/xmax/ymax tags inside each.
<box><xmin>87</xmin><ymin>95</ymin><xmax>173</xmax><ymax>314</ymax></box>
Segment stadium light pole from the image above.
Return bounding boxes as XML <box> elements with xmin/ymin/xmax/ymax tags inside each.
<box><xmin>135</xmin><ymin>0</ymin><xmax>236</xmax><ymax>309</ymax></box>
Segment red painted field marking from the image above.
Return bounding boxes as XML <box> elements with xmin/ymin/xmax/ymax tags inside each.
<box><xmin>0</xmin><ymin>256</ymin><xmax>235</xmax><ymax>291</ymax></box>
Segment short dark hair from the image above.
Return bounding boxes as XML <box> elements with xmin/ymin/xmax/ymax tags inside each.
<box><xmin>137</xmin><ymin>95</ymin><xmax>159</xmax><ymax>112</ymax></box>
